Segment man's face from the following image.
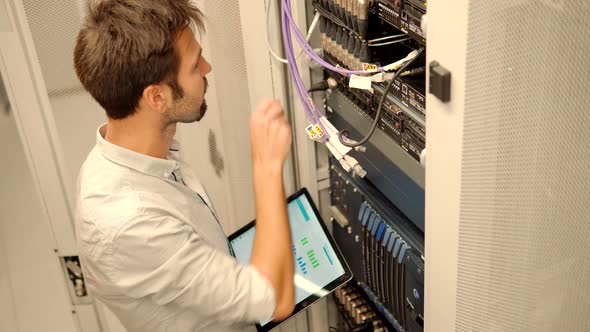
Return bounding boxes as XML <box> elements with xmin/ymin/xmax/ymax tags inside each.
<box><xmin>167</xmin><ymin>27</ymin><xmax>212</xmax><ymax>123</ymax></box>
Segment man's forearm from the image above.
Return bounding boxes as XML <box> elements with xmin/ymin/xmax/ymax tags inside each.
<box><xmin>250</xmin><ymin>165</ymin><xmax>295</xmax><ymax>319</ymax></box>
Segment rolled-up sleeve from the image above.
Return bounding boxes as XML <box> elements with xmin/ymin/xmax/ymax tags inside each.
<box><xmin>110</xmin><ymin>214</ymin><xmax>276</xmax><ymax>324</ymax></box>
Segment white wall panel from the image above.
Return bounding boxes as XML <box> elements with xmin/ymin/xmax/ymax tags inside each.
<box><xmin>0</xmin><ymin>107</ymin><xmax>78</xmax><ymax>332</ymax></box>
<box><xmin>0</xmin><ymin>229</ymin><xmax>19</xmax><ymax>332</ymax></box>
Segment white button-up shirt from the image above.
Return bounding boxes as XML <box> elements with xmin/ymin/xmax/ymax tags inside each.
<box><xmin>75</xmin><ymin>125</ymin><xmax>275</xmax><ymax>332</ymax></box>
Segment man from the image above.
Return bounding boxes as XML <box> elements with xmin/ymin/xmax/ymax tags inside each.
<box><xmin>73</xmin><ymin>1</ymin><xmax>294</xmax><ymax>331</ymax></box>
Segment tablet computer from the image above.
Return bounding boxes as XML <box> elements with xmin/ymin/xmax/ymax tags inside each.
<box><xmin>229</xmin><ymin>188</ymin><xmax>352</xmax><ymax>331</ymax></box>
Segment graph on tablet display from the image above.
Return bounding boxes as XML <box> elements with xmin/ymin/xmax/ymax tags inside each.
<box><xmin>230</xmin><ymin>192</ymin><xmax>348</xmax><ymax>328</ymax></box>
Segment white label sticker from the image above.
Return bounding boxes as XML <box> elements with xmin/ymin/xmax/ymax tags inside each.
<box><xmin>349</xmin><ymin>75</ymin><xmax>372</xmax><ymax>90</ymax></box>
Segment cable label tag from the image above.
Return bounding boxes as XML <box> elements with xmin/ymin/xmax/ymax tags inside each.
<box><xmin>362</xmin><ymin>63</ymin><xmax>378</xmax><ymax>72</ymax></box>
<box><xmin>349</xmin><ymin>75</ymin><xmax>373</xmax><ymax>90</ymax></box>
<box><xmin>305</xmin><ymin>124</ymin><xmax>325</xmax><ymax>141</ymax></box>
<box><xmin>305</xmin><ymin>124</ymin><xmax>318</xmax><ymax>140</ymax></box>
<box><xmin>312</xmin><ymin>124</ymin><xmax>325</xmax><ymax>138</ymax></box>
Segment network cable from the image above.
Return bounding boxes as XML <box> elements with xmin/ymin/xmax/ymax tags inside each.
<box><xmin>308</xmin><ymin>77</ymin><xmax>338</xmax><ymax>93</ymax></box>
<box><xmin>283</xmin><ymin>0</ymin><xmax>417</xmax><ymax>76</ymax></box>
<box><xmin>280</xmin><ymin>0</ymin><xmax>424</xmax><ymax>173</ymax></box>
<box><xmin>266</xmin><ymin>0</ymin><xmax>289</xmax><ymax>64</ymax></box>
<box><xmin>400</xmin><ymin>66</ymin><xmax>425</xmax><ymax>77</ymax></box>
<box><xmin>368</xmin><ymin>33</ymin><xmax>406</xmax><ymax>44</ymax></box>
<box><xmin>368</xmin><ymin>37</ymin><xmax>411</xmax><ymax>47</ymax></box>
<box><xmin>312</xmin><ymin>1</ymin><xmax>362</xmax><ymax>40</ymax></box>
<box><xmin>281</xmin><ymin>0</ymin><xmax>329</xmax><ymax>139</ymax></box>
<box><xmin>284</xmin><ymin>0</ymin><xmax>373</xmax><ymax>76</ymax></box>
<box><xmin>281</xmin><ymin>0</ymin><xmax>423</xmax><ymax>135</ymax></box>
<box><xmin>266</xmin><ymin>0</ymin><xmax>320</xmax><ymax>64</ymax></box>
<box><xmin>338</xmin><ymin>47</ymin><xmax>425</xmax><ymax>148</ymax></box>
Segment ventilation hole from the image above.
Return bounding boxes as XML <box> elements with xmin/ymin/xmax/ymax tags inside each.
<box><xmin>0</xmin><ymin>79</ymin><xmax>10</xmax><ymax>115</ymax></box>
<box><xmin>208</xmin><ymin>129</ymin><xmax>224</xmax><ymax>178</ymax></box>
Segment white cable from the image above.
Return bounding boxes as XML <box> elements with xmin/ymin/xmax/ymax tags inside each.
<box><xmin>382</xmin><ymin>49</ymin><xmax>421</xmax><ymax>71</ymax></box>
<box><xmin>306</xmin><ymin>12</ymin><xmax>321</xmax><ymax>42</ymax></box>
<box><xmin>368</xmin><ymin>33</ymin><xmax>406</xmax><ymax>44</ymax></box>
<box><xmin>265</xmin><ymin>0</ymin><xmax>320</xmax><ymax>64</ymax></box>
<box><xmin>368</xmin><ymin>37</ymin><xmax>412</xmax><ymax>47</ymax></box>
<box><xmin>266</xmin><ymin>0</ymin><xmax>288</xmax><ymax>64</ymax></box>
<box><xmin>360</xmin><ymin>51</ymin><xmax>418</xmax><ymax>74</ymax></box>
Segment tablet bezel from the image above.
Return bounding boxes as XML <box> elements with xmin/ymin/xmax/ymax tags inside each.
<box><xmin>228</xmin><ymin>187</ymin><xmax>353</xmax><ymax>332</ymax></box>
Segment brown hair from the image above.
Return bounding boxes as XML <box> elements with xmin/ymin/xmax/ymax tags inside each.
<box><xmin>74</xmin><ymin>0</ymin><xmax>204</xmax><ymax>119</ymax></box>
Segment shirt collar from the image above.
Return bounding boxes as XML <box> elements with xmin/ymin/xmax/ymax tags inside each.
<box><xmin>96</xmin><ymin>124</ymin><xmax>180</xmax><ymax>178</ymax></box>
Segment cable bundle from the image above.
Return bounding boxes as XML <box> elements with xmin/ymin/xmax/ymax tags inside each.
<box><xmin>277</xmin><ymin>0</ymin><xmax>424</xmax><ymax>168</ymax></box>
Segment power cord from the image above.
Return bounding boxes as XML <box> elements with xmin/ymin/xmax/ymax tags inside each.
<box><xmin>338</xmin><ymin>47</ymin><xmax>425</xmax><ymax>148</ymax></box>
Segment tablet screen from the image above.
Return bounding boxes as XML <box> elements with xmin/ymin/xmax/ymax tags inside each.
<box><xmin>229</xmin><ymin>189</ymin><xmax>351</xmax><ymax>329</ymax></box>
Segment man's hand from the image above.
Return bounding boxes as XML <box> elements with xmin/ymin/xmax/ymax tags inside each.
<box><xmin>249</xmin><ymin>99</ymin><xmax>295</xmax><ymax>320</ymax></box>
<box><xmin>249</xmin><ymin>100</ymin><xmax>292</xmax><ymax>174</ymax></box>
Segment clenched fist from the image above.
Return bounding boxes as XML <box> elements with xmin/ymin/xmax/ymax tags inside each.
<box><xmin>250</xmin><ymin>100</ymin><xmax>292</xmax><ymax>174</ymax></box>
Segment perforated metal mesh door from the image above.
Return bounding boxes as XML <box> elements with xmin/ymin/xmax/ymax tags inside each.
<box><xmin>195</xmin><ymin>0</ymin><xmax>257</xmax><ymax>231</ymax></box>
<box><xmin>21</xmin><ymin>0</ymin><xmax>84</xmax><ymax>96</ymax></box>
<box><xmin>20</xmin><ymin>0</ymin><xmax>106</xmax><ymax>204</ymax></box>
<box><xmin>456</xmin><ymin>1</ymin><xmax>590</xmax><ymax>331</ymax></box>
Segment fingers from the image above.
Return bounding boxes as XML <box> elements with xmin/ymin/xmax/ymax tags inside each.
<box><xmin>255</xmin><ymin>100</ymin><xmax>283</xmax><ymax>119</ymax></box>
<box><xmin>249</xmin><ymin>99</ymin><xmax>293</xmax><ymax>170</ymax></box>
<box><xmin>256</xmin><ymin>99</ymin><xmax>274</xmax><ymax>115</ymax></box>
<box><xmin>251</xmin><ymin>99</ymin><xmax>291</xmax><ymax>138</ymax></box>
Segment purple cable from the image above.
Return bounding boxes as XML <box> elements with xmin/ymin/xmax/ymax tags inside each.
<box><xmin>281</xmin><ymin>4</ymin><xmax>310</xmax><ymax>114</ymax></box>
<box><xmin>281</xmin><ymin>0</ymin><xmax>330</xmax><ymax>140</ymax></box>
<box><xmin>282</xmin><ymin>5</ymin><xmax>314</xmax><ymax>121</ymax></box>
<box><xmin>283</xmin><ymin>0</ymin><xmax>380</xmax><ymax>76</ymax></box>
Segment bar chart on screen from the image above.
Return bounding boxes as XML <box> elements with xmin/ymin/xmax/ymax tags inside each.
<box><xmin>287</xmin><ymin>195</ymin><xmax>344</xmax><ymax>303</ymax></box>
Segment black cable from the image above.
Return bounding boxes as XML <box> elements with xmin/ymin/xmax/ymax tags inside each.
<box><xmin>308</xmin><ymin>84</ymin><xmax>330</xmax><ymax>93</ymax></box>
<box><xmin>312</xmin><ymin>2</ymin><xmax>363</xmax><ymax>40</ymax></box>
<box><xmin>400</xmin><ymin>66</ymin><xmax>426</xmax><ymax>77</ymax></box>
<box><xmin>308</xmin><ymin>77</ymin><xmax>338</xmax><ymax>93</ymax></box>
<box><xmin>338</xmin><ymin>47</ymin><xmax>425</xmax><ymax>148</ymax></box>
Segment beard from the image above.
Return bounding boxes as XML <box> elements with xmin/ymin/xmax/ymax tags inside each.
<box><xmin>197</xmin><ymin>78</ymin><xmax>208</xmax><ymax>120</ymax></box>
<box><xmin>170</xmin><ymin>96</ymin><xmax>207</xmax><ymax>123</ymax></box>
<box><xmin>169</xmin><ymin>80</ymin><xmax>208</xmax><ymax>123</ymax></box>
<box><xmin>196</xmin><ymin>98</ymin><xmax>207</xmax><ymax>120</ymax></box>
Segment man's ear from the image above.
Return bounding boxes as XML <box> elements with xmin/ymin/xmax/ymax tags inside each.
<box><xmin>142</xmin><ymin>84</ymin><xmax>169</xmax><ymax>115</ymax></box>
